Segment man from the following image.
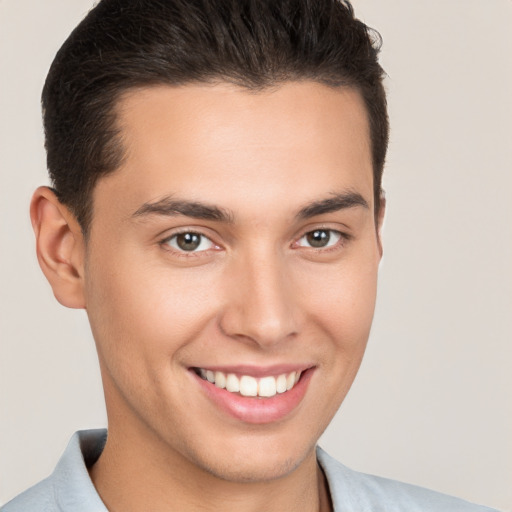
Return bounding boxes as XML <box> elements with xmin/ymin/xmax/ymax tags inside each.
<box><xmin>1</xmin><ymin>0</ymin><xmax>500</xmax><ymax>511</ymax></box>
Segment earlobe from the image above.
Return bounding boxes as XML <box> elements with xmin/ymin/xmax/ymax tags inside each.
<box><xmin>30</xmin><ymin>186</ymin><xmax>86</xmax><ymax>309</ymax></box>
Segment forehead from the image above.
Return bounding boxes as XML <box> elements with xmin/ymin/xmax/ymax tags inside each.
<box><xmin>97</xmin><ymin>81</ymin><xmax>373</xmax><ymax>218</ymax></box>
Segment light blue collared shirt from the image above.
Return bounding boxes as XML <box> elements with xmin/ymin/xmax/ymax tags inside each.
<box><xmin>1</xmin><ymin>429</ymin><xmax>500</xmax><ymax>512</ymax></box>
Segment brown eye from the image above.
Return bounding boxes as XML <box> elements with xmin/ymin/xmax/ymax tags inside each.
<box><xmin>297</xmin><ymin>229</ymin><xmax>342</xmax><ymax>249</ymax></box>
<box><xmin>306</xmin><ymin>230</ymin><xmax>330</xmax><ymax>247</ymax></box>
<box><xmin>166</xmin><ymin>232</ymin><xmax>214</xmax><ymax>252</ymax></box>
<box><xmin>176</xmin><ymin>233</ymin><xmax>201</xmax><ymax>251</ymax></box>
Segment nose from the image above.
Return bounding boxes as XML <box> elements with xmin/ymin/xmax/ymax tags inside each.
<box><xmin>219</xmin><ymin>250</ymin><xmax>300</xmax><ymax>348</ymax></box>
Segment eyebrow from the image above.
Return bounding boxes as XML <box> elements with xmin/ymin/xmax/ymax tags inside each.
<box><xmin>132</xmin><ymin>191</ymin><xmax>369</xmax><ymax>223</ymax></box>
<box><xmin>296</xmin><ymin>191</ymin><xmax>369</xmax><ymax>219</ymax></box>
<box><xmin>132</xmin><ymin>197</ymin><xmax>234</xmax><ymax>222</ymax></box>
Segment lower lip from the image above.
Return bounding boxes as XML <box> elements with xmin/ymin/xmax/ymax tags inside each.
<box><xmin>192</xmin><ymin>369</ymin><xmax>314</xmax><ymax>424</ymax></box>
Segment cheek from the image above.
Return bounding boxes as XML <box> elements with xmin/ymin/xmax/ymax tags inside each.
<box><xmin>83</xmin><ymin>249</ymin><xmax>221</xmax><ymax>376</ymax></box>
<box><xmin>304</xmin><ymin>256</ymin><xmax>378</xmax><ymax>409</ymax></box>
<box><xmin>337</xmin><ymin>267</ymin><xmax>377</xmax><ymax>340</ymax></box>
<box><xmin>299</xmin><ymin>255</ymin><xmax>378</xmax><ymax>344</ymax></box>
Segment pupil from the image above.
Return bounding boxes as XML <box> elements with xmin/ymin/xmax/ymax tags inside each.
<box><xmin>307</xmin><ymin>230</ymin><xmax>329</xmax><ymax>248</ymax></box>
<box><xmin>177</xmin><ymin>233</ymin><xmax>201</xmax><ymax>251</ymax></box>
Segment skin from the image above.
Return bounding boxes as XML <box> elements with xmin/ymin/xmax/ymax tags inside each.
<box><xmin>31</xmin><ymin>81</ymin><xmax>384</xmax><ymax>512</ymax></box>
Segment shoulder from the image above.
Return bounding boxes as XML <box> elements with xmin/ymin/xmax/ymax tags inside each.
<box><xmin>317</xmin><ymin>447</ymin><xmax>500</xmax><ymax>512</ymax></box>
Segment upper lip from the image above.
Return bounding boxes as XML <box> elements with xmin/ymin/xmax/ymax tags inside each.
<box><xmin>190</xmin><ymin>364</ymin><xmax>314</xmax><ymax>377</ymax></box>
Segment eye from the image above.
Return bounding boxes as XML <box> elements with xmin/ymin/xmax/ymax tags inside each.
<box><xmin>296</xmin><ymin>229</ymin><xmax>342</xmax><ymax>249</ymax></box>
<box><xmin>164</xmin><ymin>232</ymin><xmax>216</xmax><ymax>252</ymax></box>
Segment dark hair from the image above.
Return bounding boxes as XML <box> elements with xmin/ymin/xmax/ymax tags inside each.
<box><xmin>42</xmin><ymin>0</ymin><xmax>388</xmax><ymax>233</ymax></box>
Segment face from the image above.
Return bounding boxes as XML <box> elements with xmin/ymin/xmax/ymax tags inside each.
<box><xmin>83</xmin><ymin>81</ymin><xmax>382</xmax><ymax>482</ymax></box>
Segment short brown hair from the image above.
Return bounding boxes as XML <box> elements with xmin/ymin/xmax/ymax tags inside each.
<box><xmin>42</xmin><ymin>0</ymin><xmax>388</xmax><ymax>233</ymax></box>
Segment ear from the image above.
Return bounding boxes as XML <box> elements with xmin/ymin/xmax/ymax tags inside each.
<box><xmin>30</xmin><ymin>186</ymin><xmax>86</xmax><ymax>309</ymax></box>
<box><xmin>376</xmin><ymin>191</ymin><xmax>386</xmax><ymax>258</ymax></box>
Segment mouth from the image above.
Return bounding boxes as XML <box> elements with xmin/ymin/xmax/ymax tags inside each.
<box><xmin>190</xmin><ymin>365</ymin><xmax>314</xmax><ymax>424</ymax></box>
<box><xmin>193</xmin><ymin>367</ymin><xmax>302</xmax><ymax>398</ymax></box>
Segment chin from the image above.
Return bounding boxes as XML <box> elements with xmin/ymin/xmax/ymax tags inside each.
<box><xmin>181</xmin><ymin>430</ymin><xmax>319</xmax><ymax>484</ymax></box>
<box><xmin>201</xmin><ymin>452</ymin><xmax>305</xmax><ymax>483</ymax></box>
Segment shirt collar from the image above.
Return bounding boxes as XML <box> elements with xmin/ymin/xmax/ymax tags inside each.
<box><xmin>51</xmin><ymin>430</ymin><xmax>108</xmax><ymax>512</ymax></box>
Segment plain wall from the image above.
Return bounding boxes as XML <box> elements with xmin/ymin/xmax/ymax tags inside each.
<box><xmin>0</xmin><ymin>0</ymin><xmax>510</xmax><ymax>510</ymax></box>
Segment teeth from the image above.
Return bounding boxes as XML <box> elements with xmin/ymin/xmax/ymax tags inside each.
<box><xmin>240</xmin><ymin>376</ymin><xmax>258</xmax><ymax>397</ymax></box>
<box><xmin>258</xmin><ymin>376</ymin><xmax>277</xmax><ymax>397</ymax></box>
<box><xmin>197</xmin><ymin>368</ymin><xmax>303</xmax><ymax>397</ymax></box>
<box><xmin>276</xmin><ymin>374</ymin><xmax>287</xmax><ymax>393</ymax></box>
<box><xmin>286</xmin><ymin>372</ymin><xmax>296</xmax><ymax>390</ymax></box>
<box><xmin>226</xmin><ymin>373</ymin><xmax>240</xmax><ymax>392</ymax></box>
<box><xmin>214</xmin><ymin>371</ymin><xmax>226</xmax><ymax>389</ymax></box>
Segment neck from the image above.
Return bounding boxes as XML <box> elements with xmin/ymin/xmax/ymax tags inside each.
<box><xmin>89</xmin><ymin>422</ymin><xmax>331</xmax><ymax>512</ymax></box>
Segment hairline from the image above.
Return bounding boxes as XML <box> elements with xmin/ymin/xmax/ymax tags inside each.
<box><xmin>80</xmin><ymin>78</ymin><xmax>380</xmax><ymax>240</ymax></box>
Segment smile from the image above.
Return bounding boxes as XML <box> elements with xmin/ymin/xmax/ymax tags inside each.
<box><xmin>191</xmin><ymin>365</ymin><xmax>314</xmax><ymax>423</ymax></box>
<box><xmin>194</xmin><ymin>368</ymin><xmax>302</xmax><ymax>398</ymax></box>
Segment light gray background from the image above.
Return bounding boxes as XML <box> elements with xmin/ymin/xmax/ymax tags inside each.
<box><xmin>0</xmin><ymin>0</ymin><xmax>511</xmax><ymax>510</ymax></box>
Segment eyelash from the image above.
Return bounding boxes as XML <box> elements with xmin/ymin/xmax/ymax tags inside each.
<box><xmin>160</xmin><ymin>230</ymin><xmax>219</xmax><ymax>257</ymax></box>
<box><xmin>159</xmin><ymin>227</ymin><xmax>349</xmax><ymax>257</ymax></box>
<box><xmin>294</xmin><ymin>229</ymin><xmax>347</xmax><ymax>252</ymax></box>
